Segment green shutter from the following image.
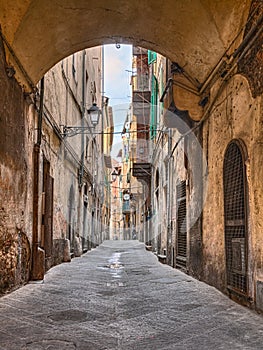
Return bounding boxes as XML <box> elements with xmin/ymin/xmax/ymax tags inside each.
<box><xmin>148</xmin><ymin>50</ymin><xmax>157</xmax><ymax>64</ymax></box>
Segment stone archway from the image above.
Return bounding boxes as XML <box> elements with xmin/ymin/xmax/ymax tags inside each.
<box><xmin>0</xmin><ymin>0</ymin><xmax>251</xmax><ymax>90</ymax></box>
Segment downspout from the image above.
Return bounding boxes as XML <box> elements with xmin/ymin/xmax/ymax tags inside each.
<box><xmin>37</xmin><ymin>78</ymin><xmax>44</xmax><ymax>146</ymax></box>
<box><xmin>101</xmin><ymin>45</ymin><xmax>104</xmax><ymax>157</ymax></box>
<box><xmin>78</xmin><ymin>50</ymin><xmax>86</xmax><ymax>252</ymax></box>
<box><xmin>167</xmin><ymin>127</ymin><xmax>172</xmax><ymax>264</ymax></box>
<box><xmin>79</xmin><ymin>50</ymin><xmax>86</xmax><ymax>188</ymax></box>
<box><xmin>101</xmin><ymin>46</ymin><xmax>105</xmax><ymax>243</ymax></box>
<box><xmin>31</xmin><ymin>77</ymin><xmax>44</xmax><ymax>280</ymax></box>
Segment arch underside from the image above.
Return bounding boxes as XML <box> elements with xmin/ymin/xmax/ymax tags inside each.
<box><xmin>0</xmin><ymin>0</ymin><xmax>251</xmax><ymax>86</ymax></box>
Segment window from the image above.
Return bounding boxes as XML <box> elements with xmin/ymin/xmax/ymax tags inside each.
<box><xmin>223</xmin><ymin>141</ymin><xmax>248</xmax><ymax>295</ymax></box>
<box><xmin>176</xmin><ymin>180</ymin><xmax>187</xmax><ymax>269</ymax></box>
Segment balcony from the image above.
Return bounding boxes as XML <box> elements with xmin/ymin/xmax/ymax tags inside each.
<box><xmin>122</xmin><ymin>200</ymin><xmax>131</xmax><ymax>214</ymax></box>
<box><xmin>133</xmin><ymin>91</ymin><xmax>151</xmax><ymax>125</ymax></box>
<box><xmin>132</xmin><ymin>163</ymin><xmax>151</xmax><ymax>182</ymax></box>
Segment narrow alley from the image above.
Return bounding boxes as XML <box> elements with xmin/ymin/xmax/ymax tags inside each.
<box><xmin>0</xmin><ymin>240</ymin><xmax>262</xmax><ymax>350</ymax></box>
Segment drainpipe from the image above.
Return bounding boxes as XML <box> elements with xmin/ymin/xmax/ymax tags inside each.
<box><xmin>167</xmin><ymin>128</ymin><xmax>172</xmax><ymax>263</ymax></box>
<box><xmin>31</xmin><ymin>77</ymin><xmax>45</xmax><ymax>280</ymax></box>
<box><xmin>77</xmin><ymin>50</ymin><xmax>86</xmax><ymax>252</ymax></box>
<box><xmin>101</xmin><ymin>46</ymin><xmax>105</xmax><ymax>157</ymax></box>
<box><xmin>79</xmin><ymin>50</ymin><xmax>86</xmax><ymax>188</ymax></box>
<box><xmin>101</xmin><ymin>46</ymin><xmax>105</xmax><ymax>241</ymax></box>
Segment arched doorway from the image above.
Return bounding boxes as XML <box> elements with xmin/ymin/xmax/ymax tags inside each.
<box><xmin>223</xmin><ymin>140</ymin><xmax>248</xmax><ymax>297</ymax></box>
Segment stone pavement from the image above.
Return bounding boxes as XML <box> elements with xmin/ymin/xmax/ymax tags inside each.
<box><xmin>0</xmin><ymin>240</ymin><xmax>262</xmax><ymax>350</ymax></box>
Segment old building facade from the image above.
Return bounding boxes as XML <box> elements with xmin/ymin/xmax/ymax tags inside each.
<box><xmin>127</xmin><ymin>1</ymin><xmax>263</xmax><ymax>312</ymax></box>
<box><xmin>41</xmin><ymin>47</ymin><xmax>107</xmax><ymax>264</ymax></box>
<box><xmin>0</xmin><ymin>43</ymin><xmax>112</xmax><ymax>293</ymax></box>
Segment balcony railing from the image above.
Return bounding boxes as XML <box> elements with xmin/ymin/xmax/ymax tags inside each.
<box><xmin>122</xmin><ymin>201</ymin><xmax>131</xmax><ymax>214</ymax></box>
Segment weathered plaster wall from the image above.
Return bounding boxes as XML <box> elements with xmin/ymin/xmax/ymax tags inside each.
<box><xmin>202</xmin><ymin>74</ymin><xmax>263</xmax><ymax>304</ymax></box>
<box><xmin>0</xmin><ymin>39</ymin><xmax>32</xmax><ymax>293</ymax></box>
<box><xmin>41</xmin><ymin>47</ymin><xmax>103</xmax><ymax>264</ymax></box>
<box><xmin>42</xmin><ymin>56</ymin><xmax>84</xmax><ymax>263</ymax></box>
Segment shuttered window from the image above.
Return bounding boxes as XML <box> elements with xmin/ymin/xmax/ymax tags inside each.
<box><xmin>148</xmin><ymin>50</ymin><xmax>157</xmax><ymax>64</ymax></box>
<box><xmin>176</xmin><ymin>180</ymin><xmax>187</xmax><ymax>269</ymax></box>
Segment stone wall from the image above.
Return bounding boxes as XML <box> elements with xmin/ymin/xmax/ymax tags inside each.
<box><xmin>202</xmin><ymin>73</ymin><xmax>263</xmax><ymax>308</ymax></box>
<box><xmin>0</xmin><ymin>39</ymin><xmax>32</xmax><ymax>294</ymax></box>
<box><xmin>0</xmin><ymin>43</ymin><xmax>104</xmax><ymax>293</ymax></box>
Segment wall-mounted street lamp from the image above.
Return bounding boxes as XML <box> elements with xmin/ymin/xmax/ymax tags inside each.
<box><xmin>87</xmin><ymin>103</ymin><xmax>101</xmax><ymax>126</ymax></box>
<box><xmin>62</xmin><ymin>103</ymin><xmax>101</xmax><ymax>137</ymax></box>
<box><xmin>111</xmin><ymin>168</ymin><xmax>119</xmax><ymax>182</ymax></box>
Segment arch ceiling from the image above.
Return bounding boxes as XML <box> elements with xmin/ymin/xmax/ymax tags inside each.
<box><xmin>0</xmin><ymin>0</ymin><xmax>251</xmax><ymax>88</ymax></box>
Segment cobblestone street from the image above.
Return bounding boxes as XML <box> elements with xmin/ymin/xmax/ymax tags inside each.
<box><xmin>0</xmin><ymin>240</ymin><xmax>262</xmax><ymax>349</ymax></box>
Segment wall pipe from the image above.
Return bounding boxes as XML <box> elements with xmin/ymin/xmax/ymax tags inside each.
<box><xmin>31</xmin><ymin>76</ymin><xmax>44</xmax><ymax>280</ymax></box>
<box><xmin>79</xmin><ymin>50</ymin><xmax>86</xmax><ymax>188</ymax></box>
<box><xmin>167</xmin><ymin>127</ymin><xmax>172</xmax><ymax>262</ymax></box>
<box><xmin>168</xmin><ymin>11</ymin><xmax>263</xmax><ymax>159</ymax></box>
<box><xmin>37</xmin><ymin>78</ymin><xmax>44</xmax><ymax>145</ymax></box>
<box><xmin>200</xmin><ymin>11</ymin><xmax>263</xmax><ymax>95</ymax></box>
<box><xmin>0</xmin><ymin>28</ymin><xmax>35</xmax><ymax>91</ymax></box>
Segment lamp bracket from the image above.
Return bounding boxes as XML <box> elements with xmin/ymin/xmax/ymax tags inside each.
<box><xmin>62</xmin><ymin>125</ymin><xmax>95</xmax><ymax>137</ymax></box>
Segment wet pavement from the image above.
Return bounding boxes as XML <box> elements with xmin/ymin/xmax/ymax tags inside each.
<box><xmin>0</xmin><ymin>240</ymin><xmax>262</xmax><ymax>349</ymax></box>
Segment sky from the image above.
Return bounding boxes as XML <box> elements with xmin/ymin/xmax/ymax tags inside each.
<box><xmin>104</xmin><ymin>44</ymin><xmax>132</xmax><ymax>107</ymax></box>
<box><xmin>104</xmin><ymin>44</ymin><xmax>132</xmax><ymax>158</ymax></box>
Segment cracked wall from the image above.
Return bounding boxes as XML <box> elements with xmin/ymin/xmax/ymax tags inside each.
<box><xmin>0</xmin><ymin>38</ymin><xmax>32</xmax><ymax>294</ymax></box>
<box><xmin>202</xmin><ymin>73</ymin><xmax>263</xmax><ymax>310</ymax></box>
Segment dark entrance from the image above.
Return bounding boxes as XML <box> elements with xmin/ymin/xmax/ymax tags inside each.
<box><xmin>223</xmin><ymin>141</ymin><xmax>248</xmax><ymax>296</ymax></box>
<box><xmin>41</xmin><ymin>157</ymin><xmax>54</xmax><ymax>271</ymax></box>
<box><xmin>68</xmin><ymin>184</ymin><xmax>75</xmax><ymax>253</ymax></box>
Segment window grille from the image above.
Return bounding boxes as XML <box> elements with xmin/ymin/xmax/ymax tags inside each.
<box><xmin>223</xmin><ymin>141</ymin><xmax>248</xmax><ymax>295</ymax></box>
